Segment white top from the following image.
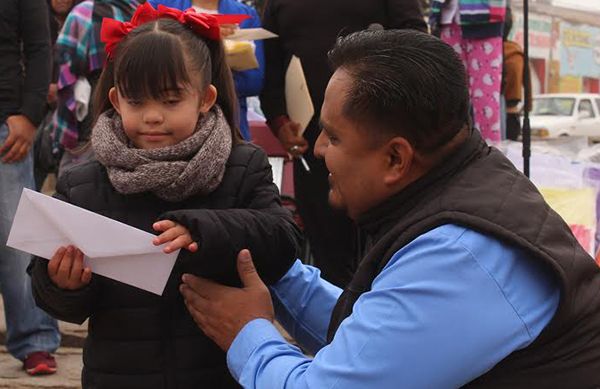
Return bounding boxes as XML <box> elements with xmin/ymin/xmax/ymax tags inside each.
<box><xmin>441</xmin><ymin>0</ymin><xmax>461</xmax><ymax>25</ymax></box>
<box><xmin>192</xmin><ymin>6</ymin><xmax>218</xmax><ymax>14</ymax></box>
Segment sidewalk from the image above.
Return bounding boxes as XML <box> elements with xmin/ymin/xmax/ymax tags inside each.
<box><xmin>0</xmin><ymin>298</ymin><xmax>86</xmax><ymax>389</ymax></box>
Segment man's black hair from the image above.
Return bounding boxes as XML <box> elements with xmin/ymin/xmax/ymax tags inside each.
<box><xmin>328</xmin><ymin>29</ymin><xmax>471</xmax><ymax>152</ymax></box>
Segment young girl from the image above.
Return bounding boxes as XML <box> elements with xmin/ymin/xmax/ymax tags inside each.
<box><xmin>29</xmin><ymin>4</ymin><xmax>300</xmax><ymax>388</ymax></box>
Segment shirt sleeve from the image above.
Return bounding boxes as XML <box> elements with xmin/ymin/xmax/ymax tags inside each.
<box><xmin>270</xmin><ymin>260</ymin><xmax>342</xmax><ymax>354</ymax></box>
<box><xmin>226</xmin><ymin>225</ymin><xmax>560</xmax><ymax>389</ymax></box>
<box><xmin>19</xmin><ymin>0</ymin><xmax>52</xmax><ymax>126</ymax></box>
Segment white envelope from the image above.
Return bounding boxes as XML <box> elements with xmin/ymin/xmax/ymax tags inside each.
<box><xmin>227</xmin><ymin>28</ymin><xmax>278</xmax><ymax>41</ymax></box>
<box><xmin>285</xmin><ymin>56</ymin><xmax>314</xmax><ymax>135</ymax></box>
<box><xmin>7</xmin><ymin>189</ymin><xmax>179</xmax><ymax>296</ymax></box>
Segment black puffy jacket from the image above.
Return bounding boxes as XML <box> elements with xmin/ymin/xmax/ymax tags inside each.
<box><xmin>30</xmin><ymin>143</ymin><xmax>301</xmax><ymax>389</ymax></box>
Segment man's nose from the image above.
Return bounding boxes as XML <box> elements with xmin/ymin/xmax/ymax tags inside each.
<box><xmin>314</xmin><ymin>130</ymin><xmax>327</xmax><ymax>159</ymax></box>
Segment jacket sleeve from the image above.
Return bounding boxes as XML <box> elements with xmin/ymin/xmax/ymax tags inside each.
<box><xmin>258</xmin><ymin>0</ymin><xmax>289</xmax><ymax>122</ymax></box>
<box><xmin>28</xmin><ymin>171</ymin><xmax>98</xmax><ymax>325</ymax></box>
<box><xmin>385</xmin><ymin>0</ymin><xmax>428</xmax><ymax>32</ymax></box>
<box><xmin>232</xmin><ymin>7</ymin><xmax>265</xmax><ymax>98</ymax></box>
<box><xmin>160</xmin><ymin>147</ymin><xmax>302</xmax><ymax>285</ymax></box>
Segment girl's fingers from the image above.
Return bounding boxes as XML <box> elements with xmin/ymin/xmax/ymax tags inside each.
<box><xmin>164</xmin><ymin>234</ymin><xmax>192</xmax><ymax>253</ymax></box>
<box><xmin>153</xmin><ymin>226</ymin><xmax>183</xmax><ymax>246</ymax></box>
<box><xmin>80</xmin><ymin>267</ymin><xmax>92</xmax><ymax>285</ymax></box>
<box><xmin>70</xmin><ymin>249</ymin><xmax>85</xmax><ymax>281</ymax></box>
<box><xmin>48</xmin><ymin>246</ymin><xmax>66</xmax><ymax>277</ymax></box>
<box><xmin>153</xmin><ymin>220</ymin><xmax>175</xmax><ymax>233</ymax></box>
<box><xmin>56</xmin><ymin>246</ymin><xmax>75</xmax><ymax>284</ymax></box>
<box><xmin>187</xmin><ymin>242</ymin><xmax>198</xmax><ymax>252</ymax></box>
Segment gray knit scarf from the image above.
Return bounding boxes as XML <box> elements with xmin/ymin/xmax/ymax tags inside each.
<box><xmin>92</xmin><ymin>106</ymin><xmax>232</xmax><ymax>202</ymax></box>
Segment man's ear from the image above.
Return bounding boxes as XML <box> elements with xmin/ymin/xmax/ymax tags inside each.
<box><xmin>383</xmin><ymin>137</ymin><xmax>414</xmax><ymax>186</ymax></box>
<box><xmin>108</xmin><ymin>87</ymin><xmax>121</xmax><ymax>115</ymax></box>
<box><xmin>199</xmin><ymin>84</ymin><xmax>218</xmax><ymax>113</ymax></box>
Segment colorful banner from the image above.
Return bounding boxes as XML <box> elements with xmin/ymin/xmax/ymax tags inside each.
<box><xmin>510</xmin><ymin>12</ymin><xmax>553</xmax><ymax>60</ymax></box>
<box><xmin>539</xmin><ymin>187</ymin><xmax>597</xmax><ymax>255</ymax></box>
<box><xmin>559</xmin><ymin>22</ymin><xmax>600</xmax><ymax>78</ymax></box>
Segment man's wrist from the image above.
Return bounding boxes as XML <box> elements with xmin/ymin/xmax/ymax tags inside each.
<box><xmin>227</xmin><ymin>318</ymin><xmax>285</xmax><ymax>381</ymax></box>
<box><xmin>267</xmin><ymin>115</ymin><xmax>291</xmax><ymax>137</ymax></box>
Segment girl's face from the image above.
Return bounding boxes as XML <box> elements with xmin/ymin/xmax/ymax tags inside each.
<box><xmin>109</xmin><ymin>83</ymin><xmax>217</xmax><ymax>149</ymax></box>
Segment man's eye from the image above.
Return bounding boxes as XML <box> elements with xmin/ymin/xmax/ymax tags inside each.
<box><xmin>127</xmin><ymin>100</ymin><xmax>141</xmax><ymax>106</ymax></box>
<box><xmin>164</xmin><ymin>99</ymin><xmax>180</xmax><ymax>106</ymax></box>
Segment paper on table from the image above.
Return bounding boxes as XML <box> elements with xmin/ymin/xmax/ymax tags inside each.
<box><xmin>285</xmin><ymin>55</ymin><xmax>314</xmax><ymax>135</ymax></box>
<box><xmin>7</xmin><ymin>189</ymin><xmax>179</xmax><ymax>296</ymax></box>
<box><xmin>227</xmin><ymin>28</ymin><xmax>278</xmax><ymax>41</ymax></box>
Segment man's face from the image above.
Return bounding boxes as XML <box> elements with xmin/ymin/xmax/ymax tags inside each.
<box><xmin>51</xmin><ymin>0</ymin><xmax>73</xmax><ymax>16</ymax></box>
<box><xmin>314</xmin><ymin>70</ymin><xmax>390</xmax><ymax>220</ymax></box>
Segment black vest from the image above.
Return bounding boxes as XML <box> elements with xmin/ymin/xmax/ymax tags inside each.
<box><xmin>327</xmin><ymin>130</ymin><xmax>600</xmax><ymax>388</ymax></box>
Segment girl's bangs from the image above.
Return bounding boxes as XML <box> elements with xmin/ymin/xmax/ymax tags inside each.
<box><xmin>114</xmin><ymin>32</ymin><xmax>191</xmax><ymax>100</ymax></box>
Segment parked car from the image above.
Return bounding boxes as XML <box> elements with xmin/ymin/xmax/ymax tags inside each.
<box><xmin>529</xmin><ymin>93</ymin><xmax>600</xmax><ymax>140</ymax></box>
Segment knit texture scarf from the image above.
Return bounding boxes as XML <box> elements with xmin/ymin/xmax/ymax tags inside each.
<box><xmin>92</xmin><ymin>106</ymin><xmax>232</xmax><ymax>201</ymax></box>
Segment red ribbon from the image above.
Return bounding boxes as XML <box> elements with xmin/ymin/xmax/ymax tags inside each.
<box><xmin>101</xmin><ymin>2</ymin><xmax>250</xmax><ymax>59</ymax></box>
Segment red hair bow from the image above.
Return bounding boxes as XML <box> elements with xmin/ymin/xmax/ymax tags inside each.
<box><xmin>101</xmin><ymin>2</ymin><xmax>250</xmax><ymax>59</ymax></box>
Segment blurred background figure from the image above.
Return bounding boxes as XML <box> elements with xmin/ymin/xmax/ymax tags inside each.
<box><xmin>0</xmin><ymin>0</ymin><xmax>61</xmax><ymax>375</ymax></box>
<box><xmin>260</xmin><ymin>0</ymin><xmax>427</xmax><ymax>287</ymax></box>
<box><xmin>502</xmin><ymin>5</ymin><xmax>531</xmax><ymax>141</ymax></box>
<box><xmin>34</xmin><ymin>0</ymin><xmax>81</xmax><ymax>189</ymax></box>
<box><xmin>430</xmin><ymin>0</ymin><xmax>507</xmax><ymax>143</ymax></box>
<box><xmin>51</xmin><ymin>0</ymin><xmax>140</xmax><ymax>177</ymax></box>
<box><xmin>148</xmin><ymin>0</ymin><xmax>265</xmax><ymax>141</ymax></box>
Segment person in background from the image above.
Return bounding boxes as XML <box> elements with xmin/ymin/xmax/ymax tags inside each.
<box><xmin>430</xmin><ymin>0</ymin><xmax>507</xmax><ymax>143</ymax></box>
<box><xmin>181</xmin><ymin>29</ymin><xmax>600</xmax><ymax>388</ymax></box>
<box><xmin>0</xmin><ymin>0</ymin><xmax>61</xmax><ymax>375</ymax></box>
<box><xmin>34</xmin><ymin>0</ymin><xmax>80</xmax><ymax>189</ymax></box>
<box><xmin>149</xmin><ymin>0</ymin><xmax>264</xmax><ymax>141</ymax></box>
<box><xmin>51</xmin><ymin>0</ymin><xmax>140</xmax><ymax>176</ymax></box>
<box><xmin>502</xmin><ymin>6</ymin><xmax>531</xmax><ymax>141</ymax></box>
<box><xmin>260</xmin><ymin>0</ymin><xmax>427</xmax><ymax>288</ymax></box>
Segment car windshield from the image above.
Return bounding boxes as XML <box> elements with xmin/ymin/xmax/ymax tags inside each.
<box><xmin>532</xmin><ymin>97</ymin><xmax>575</xmax><ymax>116</ymax></box>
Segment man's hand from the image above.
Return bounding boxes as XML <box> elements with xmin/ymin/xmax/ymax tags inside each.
<box><xmin>47</xmin><ymin>83</ymin><xmax>58</xmax><ymax>106</ymax></box>
<box><xmin>48</xmin><ymin>246</ymin><xmax>92</xmax><ymax>290</ymax></box>
<box><xmin>220</xmin><ymin>23</ymin><xmax>238</xmax><ymax>38</ymax></box>
<box><xmin>153</xmin><ymin>220</ymin><xmax>198</xmax><ymax>254</ymax></box>
<box><xmin>180</xmin><ymin>249</ymin><xmax>274</xmax><ymax>351</ymax></box>
<box><xmin>1</xmin><ymin>115</ymin><xmax>36</xmax><ymax>163</ymax></box>
<box><xmin>277</xmin><ymin>121</ymin><xmax>309</xmax><ymax>158</ymax></box>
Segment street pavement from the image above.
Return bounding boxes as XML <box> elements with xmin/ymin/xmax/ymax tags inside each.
<box><xmin>0</xmin><ymin>298</ymin><xmax>85</xmax><ymax>389</ymax></box>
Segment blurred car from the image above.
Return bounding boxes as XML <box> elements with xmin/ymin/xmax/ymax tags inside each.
<box><xmin>529</xmin><ymin>93</ymin><xmax>600</xmax><ymax>140</ymax></box>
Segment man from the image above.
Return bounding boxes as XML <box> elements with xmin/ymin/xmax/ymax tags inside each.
<box><xmin>260</xmin><ymin>0</ymin><xmax>427</xmax><ymax>287</ymax></box>
<box><xmin>0</xmin><ymin>0</ymin><xmax>61</xmax><ymax>375</ymax></box>
<box><xmin>180</xmin><ymin>30</ymin><xmax>600</xmax><ymax>387</ymax></box>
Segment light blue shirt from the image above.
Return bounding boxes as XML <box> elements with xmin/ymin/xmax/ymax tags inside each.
<box><xmin>227</xmin><ymin>224</ymin><xmax>560</xmax><ymax>388</ymax></box>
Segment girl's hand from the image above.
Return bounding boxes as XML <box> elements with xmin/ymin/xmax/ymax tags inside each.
<box><xmin>48</xmin><ymin>246</ymin><xmax>92</xmax><ymax>290</ymax></box>
<box><xmin>153</xmin><ymin>220</ymin><xmax>198</xmax><ymax>254</ymax></box>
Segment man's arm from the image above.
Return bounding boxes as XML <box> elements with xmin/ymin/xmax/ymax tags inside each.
<box><xmin>0</xmin><ymin>0</ymin><xmax>51</xmax><ymax>163</ymax></box>
<box><xmin>18</xmin><ymin>0</ymin><xmax>51</xmax><ymax>127</ymax></box>
<box><xmin>270</xmin><ymin>260</ymin><xmax>342</xmax><ymax>355</ymax></box>
<box><xmin>259</xmin><ymin>0</ymin><xmax>288</xmax><ymax>124</ymax></box>
<box><xmin>223</xmin><ymin>225</ymin><xmax>560</xmax><ymax>388</ymax></box>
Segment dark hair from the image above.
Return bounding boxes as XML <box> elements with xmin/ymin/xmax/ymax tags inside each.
<box><xmin>503</xmin><ymin>6</ymin><xmax>513</xmax><ymax>41</ymax></box>
<box><xmin>94</xmin><ymin>18</ymin><xmax>241</xmax><ymax>142</ymax></box>
<box><xmin>327</xmin><ymin>29</ymin><xmax>470</xmax><ymax>152</ymax></box>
